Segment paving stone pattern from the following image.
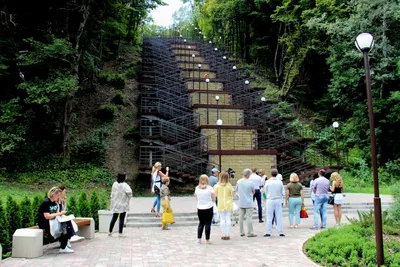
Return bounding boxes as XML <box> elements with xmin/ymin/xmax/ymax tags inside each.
<box><xmin>2</xmin><ymin>193</ymin><xmax>393</xmax><ymax>267</ymax></box>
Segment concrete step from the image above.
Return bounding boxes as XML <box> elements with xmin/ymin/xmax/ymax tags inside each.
<box><xmin>125</xmin><ymin>203</ymin><xmax>392</xmax><ymax>227</ymax></box>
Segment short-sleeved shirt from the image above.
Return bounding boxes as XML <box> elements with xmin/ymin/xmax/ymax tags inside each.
<box><xmin>286</xmin><ymin>182</ymin><xmax>303</xmax><ymax>197</ymax></box>
<box><xmin>38</xmin><ymin>198</ymin><xmax>59</xmax><ymax>230</ymax></box>
<box><xmin>237</xmin><ymin>178</ymin><xmax>255</xmax><ymax>208</ymax></box>
<box><xmin>208</xmin><ymin>175</ymin><xmax>218</xmax><ymax>188</ymax></box>
<box><xmin>195</xmin><ymin>185</ymin><xmax>215</xmax><ymax>210</ymax></box>
<box><xmin>214</xmin><ymin>183</ymin><xmax>234</xmax><ymax>212</ymax></box>
<box><xmin>160</xmin><ymin>184</ymin><xmax>171</xmax><ymax>200</ymax></box>
<box><xmin>314</xmin><ymin>177</ymin><xmax>330</xmax><ymax>196</ymax></box>
<box><xmin>249</xmin><ymin>173</ymin><xmax>262</xmax><ymax>189</ymax></box>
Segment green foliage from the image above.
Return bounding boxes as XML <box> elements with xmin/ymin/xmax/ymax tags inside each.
<box><xmin>0</xmin><ymin>200</ymin><xmax>11</xmax><ymax>255</ymax></box>
<box><xmin>78</xmin><ymin>192</ymin><xmax>91</xmax><ymax>217</ymax></box>
<box><xmin>97</xmin><ymin>104</ymin><xmax>117</xmax><ymax>122</ymax></box>
<box><xmin>112</xmin><ymin>90</ymin><xmax>126</xmax><ymax>105</ymax></box>
<box><xmin>99</xmin><ymin>73</ymin><xmax>126</xmax><ymax>89</ymax></box>
<box><xmin>89</xmin><ymin>190</ymin><xmax>101</xmax><ymax>230</ymax></box>
<box><xmin>16</xmin><ymin>166</ymin><xmax>113</xmax><ymax>189</ymax></box>
<box><xmin>6</xmin><ymin>196</ymin><xmax>21</xmax><ymax>239</ymax></box>
<box><xmin>72</xmin><ymin>130</ymin><xmax>109</xmax><ymax>166</ymax></box>
<box><xmin>123</xmin><ymin>126</ymin><xmax>140</xmax><ymax>145</ymax></box>
<box><xmin>67</xmin><ymin>196</ymin><xmax>79</xmax><ymax>217</ymax></box>
<box><xmin>19</xmin><ymin>196</ymin><xmax>33</xmax><ymax>228</ymax></box>
<box><xmin>32</xmin><ymin>195</ymin><xmax>42</xmax><ymax>225</ymax></box>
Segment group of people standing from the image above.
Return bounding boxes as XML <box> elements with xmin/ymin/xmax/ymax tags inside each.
<box><xmin>148</xmin><ymin>162</ymin><xmax>345</xmax><ymax>243</ymax></box>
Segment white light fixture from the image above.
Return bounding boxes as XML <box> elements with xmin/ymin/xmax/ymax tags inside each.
<box><xmin>206</xmin><ymin>78</ymin><xmax>210</xmax><ymax>83</ymax></box>
<box><xmin>215</xmin><ymin>95</ymin><xmax>220</xmax><ymax>101</ymax></box>
<box><xmin>233</xmin><ymin>66</ymin><xmax>237</xmax><ymax>70</ymax></box>
<box><xmin>245</xmin><ymin>80</ymin><xmax>250</xmax><ymax>85</ymax></box>
<box><xmin>332</xmin><ymin>121</ymin><xmax>339</xmax><ymax>128</ymax></box>
<box><xmin>199</xmin><ymin>31</ymin><xmax>202</xmax><ymax>34</ymax></box>
<box><xmin>184</xmin><ymin>39</ymin><xmax>187</xmax><ymax>42</ymax></box>
<box><xmin>188</xmin><ymin>46</ymin><xmax>191</xmax><ymax>49</ymax></box>
<box><xmin>192</xmin><ymin>54</ymin><xmax>196</xmax><ymax>58</ymax></box>
<box><xmin>216</xmin><ymin>119</ymin><xmax>223</xmax><ymax>126</ymax></box>
<box><xmin>355</xmin><ymin>33</ymin><xmax>375</xmax><ymax>53</ymax></box>
<box><xmin>209</xmin><ymin>41</ymin><xmax>212</xmax><ymax>44</ymax></box>
<box><xmin>261</xmin><ymin>97</ymin><xmax>266</xmax><ymax>102</ymax></box>
<box><xmin>223</xmin><ymin>56</ymin><xmax>227</xmax><ymax>60</ymax></box>
<box><xmin>180</xmin><ymin>34</ymin><xmax>182</xmax><ymax>38</ymax></box>
<box><xmin>214</xmin><ymin>48</ymin><xmax>218</xmax><ymax>51</ymax></box>
<box><xmin>198</xmin><ymin>64</ymin><xmax>202</xmax><ymax>68</ymax></box>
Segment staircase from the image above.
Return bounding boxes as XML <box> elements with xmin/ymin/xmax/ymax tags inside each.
<box><xmin>139</xmin><ymin>36</ymin><xmax>347</xmax><ymax>184</ymax></box>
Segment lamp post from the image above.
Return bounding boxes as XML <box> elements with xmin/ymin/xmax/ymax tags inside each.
<box><xmin>179</xmin><ymin>34</ymin><xmax>183</xmax><ymax>54</ymax></box>
<box><xmin>355</xmin><ymin>32</ymin><xmax>384</xmax><ymax>266</ymax></box>
<box><xmin>217</xmin><ymin>119</ymin><xmax>223</xmax><ymax>171</ymax></box>
<box><xmin>198</xmin><ymin>63</ymin><xmax>201</xmax><ymax>96</ymax></box>
<box><xmin>206</xmin><ymin>78</ymin><xmax>210</xmax><ymax>124</ymax></box>
<box><xmin>192</xmin><ymin>54</ymin><xmax>196</xmax><ymax>90</ymax></box>
<box><xmin>187</xmin><ymin>46</ymin><xmax>191</xmax><ymax>70</ymax></box>
<box><xmin>332</xmin><ymin>122</ymin><xmax>340</xmax><ymax>173</ymax></box>
<box><xmin>215</xmin><ymin>95</ymin><xmax>220</xmax><ymax>120</ymax></box>
<box><xmin>214</xmin><ymin>47</ymin><xmax>218</xmax><ymax>69</ymax></box>
<box><xmin>244</xmin><ymin>80</ymin><xmax>250</xmax><ymax>105</ymax></box>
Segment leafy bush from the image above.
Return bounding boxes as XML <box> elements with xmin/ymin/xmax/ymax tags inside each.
<box><xmin>67</xmin><ymin>195</ymin><xmax>79</xmax><ymax>217</ymax></box>
<box><xmin>0</xmin><ymin>200</ymin><xmax>11</xmax><ymax>255</ymax></box>
<box><xmin>6</xmin><ymin>196</ymin><xmax>21</xmax><ymax>237</ymax></box>
<box><xmin>72</xmin><ymin>130</ymin><xmax>109</xmax><ymax>166</ymax></box>
<box><xmin>97</xmin><ymin>104</ymin><xmax>117</xmax><ymax>122</ymax></box>
<box><xmin>20</xmin><ymin>196</ymin><xmax>33</xmax><ymax>228</ymax></box>
<box><xmin>17</xmin><ymin>166</ymin><xmax>112</xmax><ymax>189</ymax></box>
<box><xmin>123</xmin><ymin>126</ymin><xmax>140</xmax><ymax>145</ymax></box>
<box><xmin>78</xmin><ymin>192</ymin><xmax>91</xmax><ymax>217</ymax></box>
<box><xmin>98</xmin><ymin>73</ymin><xmax>126</xmax><ymax>89</ymax></box>
<box><xmin>112</xmin><ymin>90</ymin><xmax>125</xmax><ymax>105</ymax></box>
<box><xmin>32</xmin><ymin>195</ymin><xmax>42</xmax><ymax>225</ymax></box>
<box><xmin>89</xmin><ymin>190</ymin><xmax>100</xmax><ymax>230</ymax></box>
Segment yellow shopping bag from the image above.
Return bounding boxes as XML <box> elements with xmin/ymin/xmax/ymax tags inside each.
<box><xmin>162</xmin><ymin>208</ymin><xmax>174</xmax><ymax>224</ymax></box>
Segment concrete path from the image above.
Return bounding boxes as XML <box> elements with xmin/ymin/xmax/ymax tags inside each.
<box><xmin>2</xmin><ymin>193</ymin><xmax>393</xmax><ymax>267</ymax></box>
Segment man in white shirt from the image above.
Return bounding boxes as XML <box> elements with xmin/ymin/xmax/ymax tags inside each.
<box><xmin>237</xmin><ymin>168</ymin><xmax>257</xmax><ymax>237</ymax></box>
<box><xmin>264</xmin><ymin>169</ymin><xmax>285</xmax><ymax>238</ymax></box>
<box><xmin>249</xmin><ymin>168</ymin><xmax>263</xmax><ymax>222</ymax></box>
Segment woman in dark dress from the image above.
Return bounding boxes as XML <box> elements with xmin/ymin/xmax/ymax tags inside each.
<box><xmin>38</xmin><ymin>186</ymin><xmax>75</xmax><ymax>253</ymax></box>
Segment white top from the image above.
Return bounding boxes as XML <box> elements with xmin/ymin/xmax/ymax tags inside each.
<box><xmin>264</xmin><ymin>177</ymin><xmax>284</xmax><ymax>200</ymax></box>
<box><xmin>261</xmin><ymin>175</ymin><xmax>268</xmax><ymax>186</ymax></box>
<box><xmin>152</xmin><ymin>171</ymin><xmax>161</xmax><ymax>192</ymax></box>
<box><xmin>249</xmin><ymin>173</ymin><xmax>262</xmax><ymax>189</ymax></box>
<box><xmin>195</xmin><ymin>185</ymin><xmax>214</xmax><ymax>210</ymax></box>
<box><xmin>110</xmin><ymin>182</ymin><xmax>133</xmax><ymax>213</ymax></box>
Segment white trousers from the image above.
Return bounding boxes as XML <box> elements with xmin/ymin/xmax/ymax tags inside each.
<box><xmin>219</xmin><ymin>211</ymin><xmax>232</xmax><ymax>236</ymax></box>
<box><xmin>266</xmin><ymin>198</ymin><xmax>283</xmax><ymax>234</ymax></box>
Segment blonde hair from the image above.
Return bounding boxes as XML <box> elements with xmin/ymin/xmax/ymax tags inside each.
<box><xmin>289</xmin><ymin>173</ymin><xmax>299</xmax><ymax>183</ymax></box>
<box><xmin>151</xmin><ymin>162</ymin><xmax>161</xmax><ymax>175</ymax></box>
<box><xmin>47</xmin><ymin>187</ymin><xmax>62</xmax><ymax>198</ymax></box>
<box><xmin>198</xmin><ymin>174</ymin><xmax>209</xmax><ymax>189</ymax></box>
<box><xmin>218</xmin><ymin>171</ymin><xmax>229</xmax><ymax>185</ymax></box>
<box><xmin>331</xmin><ymin>172</ymin><xmax>343</xmax><ymax>188</ymax></box>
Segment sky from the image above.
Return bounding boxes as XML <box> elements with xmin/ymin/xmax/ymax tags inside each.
<box><xmin>150</xmin><ymin>0</ymin><xmax>184</xmax><ymax>27</ymax></box>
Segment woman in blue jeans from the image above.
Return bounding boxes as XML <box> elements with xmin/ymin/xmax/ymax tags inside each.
<box><xmin>150</xmin><ymin>162</ymin><xmax>169</xmax><ymax>217</ymax></box>
<box><xmin>285</xmin><ymin>173</ymin><xmax>304</xmax><ymax>228</ymax></box>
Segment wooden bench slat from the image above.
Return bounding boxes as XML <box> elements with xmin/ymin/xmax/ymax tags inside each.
<box><xmin>28</xmin><ymin>218</ymin><xmax>91</xmax><ymax>229</ymax></box>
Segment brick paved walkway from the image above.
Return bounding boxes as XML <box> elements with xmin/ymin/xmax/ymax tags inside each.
<box><xmin>2</xmin><ymin>193</ymin><xmax>393</xmax><ymax>267</ymax></box>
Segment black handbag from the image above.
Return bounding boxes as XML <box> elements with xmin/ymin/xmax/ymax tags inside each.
<box><xmin>328</xmin><ymin>195</ymin><xmax>335</xmax><ymax>205</ymax></box>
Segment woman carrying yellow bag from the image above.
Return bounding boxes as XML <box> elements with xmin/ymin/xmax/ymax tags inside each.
<box><xmin>160</xmin><ymin>177</ymin><xmax>174</xmax><ymax>230</ymax></box>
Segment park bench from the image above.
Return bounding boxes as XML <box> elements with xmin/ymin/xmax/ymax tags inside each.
<box><xmin>12</xmin><ymin>217</ymin><xmax>95</xmax><ymax>258</ymax></box>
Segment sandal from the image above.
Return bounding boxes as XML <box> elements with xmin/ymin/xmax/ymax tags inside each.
<box><xmin>151</xmin><ymin>207</ymin><xmax>155</xmax><ymax>213</ymax></box>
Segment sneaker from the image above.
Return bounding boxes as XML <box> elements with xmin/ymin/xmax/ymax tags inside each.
<box><xmin>107</xmin><ymin>232</ymin><xmax>112</xmax><ymax>236</ymax></box>
<box><xmin>198</xmin><ymin>239</ymin><xmax>202</xmax><ymax>244</ymax></box>
<box><xmin>247</xmin><ymin>233</ymin><xmax>257</xmax><ymax>237</ymax></box>
<box><xmin>279</xmin><ymin>234</ymin><xmax>285</xmax><ymax>237</ymax></box>
<box><xmin>59</xmin><ymin>247</ymin><xmax>74</xmax><ymax>253</ymax></box>
<box><xmin>67</xmin><ymin>240</ymin><xmax>72</xmax><ymax>248</ymax></box>
<box><xmin>263</xmin><ymin>234</ymin><xmax>271</xmax><ymax>238</ymax></box>
<box><xmin>118</xmin><ymin>233</ymin><xmax>126</xmax><ymax>237</ymax></box>
<box><xmin>309</xmin><ymin>227</ymin><xmax>319</xmax><ymax>230</ymax></box>
<box><xmin>206</xmin><ymin>240</ymin><xmax>212</xmax><ymax>244</ymax></box>
<box><xmin>259</xmin><ymin>220</ymin><xmax>264</xmax><ymax>223</ymax></box>
<box><xmin>240</xmin><ymin>233</ymin><xmax>245</xmax><ymax>237</ymax></box>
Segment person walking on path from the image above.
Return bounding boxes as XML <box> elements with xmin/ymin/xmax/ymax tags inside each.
<box><xmin>214</xmin><ymin>171</ymin><xmax>234</xmax><ymax>240</ymax></box>
<box><xmin>285</xmin><ymin>173</ymin><xmax>304</xmax><ymax>229</ymax></box>
<box><xmin>330</xmin><ymin>172</ymin><xmax>345</xmax><ymax>226</ymax></box>
<box><xmin>195</xmin><ymin>174</ymin><xmax>216</xmax><ymax>244</ymax></box>
<box><xmin>264</xmin><ymin>169</ymin><xmax>285</xmax><ymax>238</ymax></box>
<box><xmin>151</xmin><ymin>162</ymin><xmax>169</xmax><ymax>217</ymax></box>
<box><xmin>237</xmin><ymin>168</ymin><xmax>257</xmax><ymax>237</ymax></box>
<box><xmin>249</xmin><ymin>168</ymin><xmax>263</xmax><ymax>223</ymax></box>
<box><xmin>310</xmin><ymin>169</ymin><xmax>330</xmax><ymax>230</ymax></box>
<box><xmin>160</xmin><ymin>177</ymin><xmax>174</xmax><ymax>230</ymax></box>
<box><xmin>108</xmin><ymin>172</ymin><xmax>132</xmax><ymax>237</ymax></box>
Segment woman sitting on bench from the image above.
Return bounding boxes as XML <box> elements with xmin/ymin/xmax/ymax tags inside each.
<box><xmin>38</xmin><ymin>186</ymin><xmax>76</xmax><ymax>253</ymax></box>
